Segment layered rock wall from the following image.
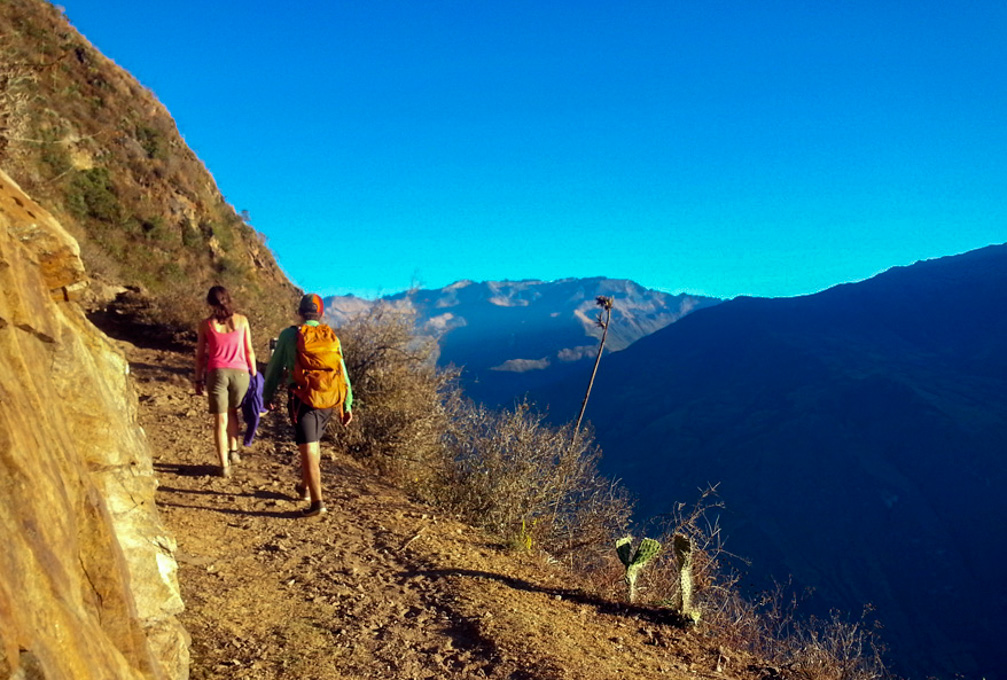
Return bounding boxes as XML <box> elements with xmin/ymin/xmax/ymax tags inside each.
<box><xmin>0</xmin><ymin>168</ymin><xmax>187</xmax><ymax>679</ymax></box>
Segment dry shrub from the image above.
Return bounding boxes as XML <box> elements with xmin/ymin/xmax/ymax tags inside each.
<box><xmin>0</xmin><ymin>37</ymin><xmax>35</xmax><ymax>161</ymax></box>
<box><xmin>659</xmin><ymin>485</ymin><xmax>735</xmax><ymax>604</ymax></box>
<box><xmin>326</xmin><ymin>304</ymin><xmax>631</xmax><ymax>567</ymax></box>
<box><xmin>599</xmin><ymin>484</ymin><xmax>743</xmax><ymax>608</ymax></box>
<box><xmin>737</xmin><ymin>592</ymin><xmax>896</xmax><ymax>680</ymax></box>
<box><xmin>776</xmin><ymin>608</ymin><xmax>894</xmax><ymax>680</ymax></box>
<box><xmin>327</xmin><ymin>303</ymin><xmax>457</xmax><ymax>487</ymax></box>
<box><xmin>435</xmin><ymin>400</ymin><xmax>633</xmax><ymax>569</ymax></box>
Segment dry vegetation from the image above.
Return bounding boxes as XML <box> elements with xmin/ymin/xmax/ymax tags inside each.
<box><xmin>329</xmin><ymin>304</ymin><xmax>631</xmax><ymax>570</ymax></box>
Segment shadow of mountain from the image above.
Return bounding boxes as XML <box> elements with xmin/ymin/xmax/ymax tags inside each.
<box><xmin>88</xmin><ymin>307</ymin><xmax>194</xmax><ymax>352</ymax></box>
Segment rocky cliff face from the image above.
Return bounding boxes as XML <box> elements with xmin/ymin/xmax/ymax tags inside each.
<box><xmin>0</xmin><ymin>168</ymin><xmax>187</xmax><ymax>679</ymax></box>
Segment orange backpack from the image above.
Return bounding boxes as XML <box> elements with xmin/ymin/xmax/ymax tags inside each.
<box><xmin>291</xmin><ymin>323</ymin><xmax>348</xmax><ymax>413</ymax></box>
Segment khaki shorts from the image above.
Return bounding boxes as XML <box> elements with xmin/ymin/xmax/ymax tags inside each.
<box><xmin>207</xmin><ymin>368</ymin><xmax>250</xmax><ymax>414</ymax></box>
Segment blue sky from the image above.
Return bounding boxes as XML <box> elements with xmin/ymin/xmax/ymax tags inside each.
<box><xmin>58</xmin><ymin>1</ymin><xmax>1006</xmax><ymax>299</ymax></box>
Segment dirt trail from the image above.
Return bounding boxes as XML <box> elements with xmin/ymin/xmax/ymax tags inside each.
<box><xmin>127</xmin><ymin>342</ymin><xmax>769</xmax><ymax>680</ymax></box>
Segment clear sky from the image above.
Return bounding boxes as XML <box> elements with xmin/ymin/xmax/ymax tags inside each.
<box><xmin>56</xmin><ymin>0</ymin><xmax>1006</xmax><ymax>300</ymax></box>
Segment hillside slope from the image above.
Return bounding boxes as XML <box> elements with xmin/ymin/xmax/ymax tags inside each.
<box><xmin>130</xmin><ymin>340</ymin><xmax>773</xmax><ymax>680</ymax></box>
<box><xmin>539</xmin><ymin>244</ymin><xmax>1007</xmax><ymax>679</ymax></box>
<box><xmin>0</xmin><ymin>0</ymin><xmax>298</xmax><ymax>338</ymax></box>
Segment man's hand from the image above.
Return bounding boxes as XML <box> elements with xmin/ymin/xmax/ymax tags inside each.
<box><xmin>341</xmin><ymin>411</ymin><xmax>353</xmax><ymax>426</ymax></box>
<box><xmin>193</xmin><ymin>380</ymin><xmax>204</xmax><ymax>396</ymax></box>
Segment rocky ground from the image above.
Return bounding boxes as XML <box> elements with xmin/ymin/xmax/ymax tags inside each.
<box><xmin>127</xmin><ymin>341</ymin><xmax>773</xmax><ymax>680</ymax></box>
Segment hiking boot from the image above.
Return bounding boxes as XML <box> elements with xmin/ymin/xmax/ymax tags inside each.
<box><xmin>229</xmin><ymin>449</ymin><xmax>241</xmax><ymax>465</ymax></box>
<box><xmin>301</xmin><ymin>501</ymin><xmax>327</xmax><ymax>517</ymax></box>
<box><xmin>217</xmin><ymin>465</ymin><xmax>231</xmax><ymax>478</ymax></box>
<box><xmin>294</xmin><ymin>483</ymin><xmax>310</xmax><ymax>502</ymax></box>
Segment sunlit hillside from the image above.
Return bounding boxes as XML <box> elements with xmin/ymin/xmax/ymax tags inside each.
<box><xmin>0</xmin><ymin>0</ymin><xmax>298</xmax><ymax>340</ymax></box>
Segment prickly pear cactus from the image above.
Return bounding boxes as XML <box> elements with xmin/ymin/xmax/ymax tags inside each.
<box><xmin>615</xmin><ymin>536</ymin><xmax>661</xmax><ymax>603</ymax></box>
<box><xmin>673</xmin><ymin>533</ymin><xmax>700</xmax><ymax>623</ymax></box>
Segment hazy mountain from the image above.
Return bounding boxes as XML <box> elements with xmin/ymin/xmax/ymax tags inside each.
<box><xmin>536</xmin><ymin>244</ymin><xmax>1007</xmax><ymax>679</ymax></box>
<box><xmin>326</xmin><ymin>278</ymin><xmax>721</xmax><ymax>405</ymax></box>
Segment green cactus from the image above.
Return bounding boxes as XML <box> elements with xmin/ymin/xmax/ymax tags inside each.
<box><xmin>615</xmin><ymin>536</ymin><xmax>661</xmax><ymax>603</ymax></box>
<box><xmin>672</xmin><ymin>534</ymin><xmax>700</xmax><ymax>623</ymax></box>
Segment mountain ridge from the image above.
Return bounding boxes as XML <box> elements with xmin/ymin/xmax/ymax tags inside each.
<box><xmin>326</xmin><ymin>277</ymin><xmax>721</xmax><ymax>405</ymax></box>
<box><xmin>535</xmin><ymin>243</ymin><xmax>1007</xmax><ymax>680</ymax></box>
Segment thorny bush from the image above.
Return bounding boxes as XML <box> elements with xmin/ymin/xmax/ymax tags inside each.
<box><xmin>734</xmin><ymin>591</ymin><xmax>896</xmax><ymax>680</ymax></box>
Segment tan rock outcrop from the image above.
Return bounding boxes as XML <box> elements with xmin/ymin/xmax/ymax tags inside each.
<box><xmin>0</xmin><ymin>169</ymin><xmax>188</xmax><ymax>679</ymax></box>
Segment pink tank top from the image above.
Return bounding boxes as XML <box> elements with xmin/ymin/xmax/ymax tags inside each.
<box><xmin>206</xmin><ymin>322</ymin><xmax>249</xmax><ymax>372</ymax></box>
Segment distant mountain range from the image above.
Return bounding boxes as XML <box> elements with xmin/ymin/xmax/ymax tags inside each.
<box><xmin>535</xmin><ymin>244</ymin><xmax>1007</xmax><ymax>680</ymax></box>
<box><xmin>326</xmin><ymin>277</ymin><xmax>720</xmax><ymax>405</ymax></box>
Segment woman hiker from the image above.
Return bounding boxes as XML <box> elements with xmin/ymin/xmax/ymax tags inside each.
<box><xmin>194</xmin><ymin>286</ymin><xmax>257</xmax><ymax>477</ymax></box>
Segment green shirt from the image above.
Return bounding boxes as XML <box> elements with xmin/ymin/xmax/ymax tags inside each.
<box><xmin>262</xmin><ymin>320</ymin><xmax>353</xmax><ymax>410</ymax></box>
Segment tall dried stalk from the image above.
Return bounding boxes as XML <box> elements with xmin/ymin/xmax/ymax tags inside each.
<box><xmin>574</xmin><ymin>295</ymin><xmax>614</xmax><ymax>436</ymax></box>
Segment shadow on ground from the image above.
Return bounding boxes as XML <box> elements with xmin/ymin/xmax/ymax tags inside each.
<box><xmin>408</xmin><ymin>568</ymin><xmax>691</xmax><ymax>627</ymax></box>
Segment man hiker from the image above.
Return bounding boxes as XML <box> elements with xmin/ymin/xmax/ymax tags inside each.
<box><xmin>263</xmin><ymin>293</ymin><xmax>353</xmax><ymax>517</ymax></box>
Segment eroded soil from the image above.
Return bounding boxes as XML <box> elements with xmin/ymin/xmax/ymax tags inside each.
<box><xmin>128</xmin><ymin>343</ymin><xmax>772</xmax><ymax>680</ymax></box>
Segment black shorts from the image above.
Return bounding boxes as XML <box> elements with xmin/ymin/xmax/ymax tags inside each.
<box><xmin>287</xmin><ymin>392</ymin><xmax>334</xmax><ymax>445</ymax></box>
